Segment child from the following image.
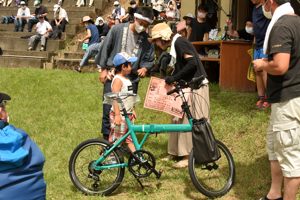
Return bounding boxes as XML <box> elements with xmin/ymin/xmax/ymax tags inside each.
<box><xmin>109</xmin><ymin>52</ymin><xmax>138</xmax><ymax>152</ymax></box>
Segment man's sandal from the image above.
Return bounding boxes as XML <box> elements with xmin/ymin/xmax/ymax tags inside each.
<box><xmin>259</xmin><ymin>196</ymin><xmax>283</xmax><ymax>200</ymax></box>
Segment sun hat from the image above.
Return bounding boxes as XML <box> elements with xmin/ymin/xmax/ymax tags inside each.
<box><xmin>113</xmin><ymin>1</ymin><xmax>120</xmax><ymax>6</ymax></box>
<box><xmin>53</xmin><ymin>4</ymin><xmax>60</xmax><ymax>12</ymax></box>
<box><xmin>183</xmin><ymin>13</ymin><xmax>194</xmax><ymax>20</ymax></box>
<box><xmin>82</xmin><ymin>16</ymin><xmax>92</xmax><ymax>23</ymax></box>
<box><xmin>149</xmin><ymin>22</ymin><xmax>173</xmax><ymax>41</ymax></box>
<box><xmin>113</xmin><ymin>52</ymin><xmax>138</xmax><ymax>67</ymax></box>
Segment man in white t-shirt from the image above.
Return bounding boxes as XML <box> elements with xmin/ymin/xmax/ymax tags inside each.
<box><xmin>111</xmin><ymin>1</ymin><xmax>126</xmax><ymax>24</ymax></box>
<box><xmin>28</xmin><ymin>15</ymin><xmax>52</xmax><ymax>51</ymax></box>
<box><xmin>14</xmin><ymin>1</ymin><xmax>31</xmax><ymax>32</ymax></box>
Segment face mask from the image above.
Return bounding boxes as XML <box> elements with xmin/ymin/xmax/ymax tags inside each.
<box><xmin>135</xmin><ymin>22</ymin><xmax>145</xmax><ymax>33</ymax></box>
<box><xmin>131</xmin><ymin>4</ymin><xmax>136</xmax><ymax>8</ymax></box>
<box><xmin>99</xmin><ymin>22</ymin><xmax>104</xmax><ymax>26</ymax></box>
<box><xmin>198</xmin><ymin>12</ymin><xmax>206</xmax><ymax>19</ymax></box>
<box><xmin>262</xmin><ymin>3</ymin><xmax>272</xmax><ymax>19</ymax></box>
<box><xmin>245</xmin><ymin>26</ymin><xmax>254</xmax><ymax>34</ymax></box>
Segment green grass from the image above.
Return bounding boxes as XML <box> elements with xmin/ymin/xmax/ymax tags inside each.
<box><xmin>1</xmin><ymin>68</ymin><xmax>274</xmax><ymax>200</ymax></box>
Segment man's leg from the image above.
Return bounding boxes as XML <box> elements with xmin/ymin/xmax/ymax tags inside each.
<box><xmin>28</xmin><ymin>18</ymin><xmax>38</xmax><ymax>32</ymax></box>
<box><xmin>266</xmin><ymin>160</ymin><xmax>283</xmax><ymax>199</ymax></box>
<box><xmin>40</xmin><ymin>35</ymin><xmax>48</xmax><ymax>50</ymax></box>
<box><xmin>101</xmin><ymin>80</ymin><xmax>112</xmax><ymax>140</ymax></box>
<box><xmin>283</xmin><ymin>177</ymin><xmax>300</xmax><ymax>200</ymax></box>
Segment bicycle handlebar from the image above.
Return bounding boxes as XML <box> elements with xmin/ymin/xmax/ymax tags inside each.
<box><xmin>166</xmin><ymin>75</ymin><xmax>205</xmax><ymax>96</ymax></box>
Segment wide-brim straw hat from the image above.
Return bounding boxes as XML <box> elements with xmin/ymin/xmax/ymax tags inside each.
<box><xmin>148</xmin><ymin>22</ymin><xmax>173</xmax><ymax>42</ymax></box>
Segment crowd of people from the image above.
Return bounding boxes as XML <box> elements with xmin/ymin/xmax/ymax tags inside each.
<box><xmin>1</xmin><ymin>0</ymin><xmax>68</xmax><ymax>50</ymax></box>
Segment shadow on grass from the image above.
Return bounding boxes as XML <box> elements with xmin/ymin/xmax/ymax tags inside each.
<box><xmin>182</xmin><ymin>155</ymin><xmax>271</xmax><ymax>200</ymax></box>
<box><xmin>233</xmin><ymin>155</ymin><xmax>270</xmax><ymax>199</ymax></box>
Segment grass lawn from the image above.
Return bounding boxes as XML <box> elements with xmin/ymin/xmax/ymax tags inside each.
<box><xmin>1</xmin><ymin>68</ymin><xmax>275</xmax><ymax>200</ymax></box>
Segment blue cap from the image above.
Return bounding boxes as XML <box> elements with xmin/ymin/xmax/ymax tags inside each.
<box><xmin>113</xmin><ymin>52</ymin><xmax>138</xmax><ymax>67</ymax></box>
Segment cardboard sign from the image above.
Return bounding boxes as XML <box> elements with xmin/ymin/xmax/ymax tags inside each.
<box><xmin>144</xmin><ymin>77</ymin><xmax>189</xmax><ymax>118</ymax></box>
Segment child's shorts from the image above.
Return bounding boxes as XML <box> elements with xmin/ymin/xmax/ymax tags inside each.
<box><xmin>109</xmin><ymin>112</ymin><xmax>135</xmax><ymax>144</ymax></box>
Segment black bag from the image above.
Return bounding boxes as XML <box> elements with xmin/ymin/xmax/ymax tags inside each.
<box><xmin>192</xmin><ymin>118</ymin><xmax>221</xmax><ymax>164</ymax></box>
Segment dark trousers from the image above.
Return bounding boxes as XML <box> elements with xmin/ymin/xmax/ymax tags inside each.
<box><xmin>50</xmin><ymin>19</ymin><xmax>68</xmax><ymax>32</ymax></box>
<box><xmin>101</xmin><ymin>79</ymin><xmax>138</xmax><ymax>138</ymax></box>
<box><xmin>27</xmin><ymin>17</ymin><xmax>39</xmax><ymax>32</ymax></box>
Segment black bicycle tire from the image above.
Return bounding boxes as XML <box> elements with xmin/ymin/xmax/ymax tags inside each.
<box><xmin>69</xmin><ymin>138</ymin><xmax>125</xmax><ymax>196</ymax></box>
<box><xmin>188</xmin><ymin>140</ymin><xmax>235</xmax><ymax>198</ymax></box>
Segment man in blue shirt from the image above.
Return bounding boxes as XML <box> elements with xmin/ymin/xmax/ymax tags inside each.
<box><xmin>251</xmin><ymin>0</ymin><xmax>271</xmax><ymax>109</ymax></box>
<box><xmin>0</xmin><ymin>92</ymin><xmax>46</xmax><ymax>200</ymax></box>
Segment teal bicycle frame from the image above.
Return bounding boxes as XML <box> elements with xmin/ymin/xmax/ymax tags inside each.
<box><xmin>93</xmin><ymin>89</ymin><xmax>194</xmax><ymax>171</ymax></box>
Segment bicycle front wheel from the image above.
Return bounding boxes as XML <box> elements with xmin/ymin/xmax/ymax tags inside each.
<box><xmin>69</xmin><ymin>139</ymin><xmax>125</xmax><ymax>196</ymax></box>
<box><xmin>188</xmin><ymin>140</ymin><xmax>235</xmax><ymax>198</ymax></box>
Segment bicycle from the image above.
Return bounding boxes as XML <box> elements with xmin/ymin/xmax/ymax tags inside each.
<box><xmin>69</xmin><ymin>76</ymin><xmax>236</xmax><ymax>198</ymax></box>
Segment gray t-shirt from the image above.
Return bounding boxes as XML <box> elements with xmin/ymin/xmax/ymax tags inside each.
<box><xmin>125</xmin><ymin>29</ymin><xmax>138</xmax><ymax>56</ymax></box>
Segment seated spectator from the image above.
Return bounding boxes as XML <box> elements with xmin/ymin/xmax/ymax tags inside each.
<box><xmin>0</xmin><ymin>92</ymin><xmax>46</xmax><ymax>200</ymax></box>
<box><xmin>165</xmin><ymin>0</ymin><xmax>179</xmax><ymax>21</ymax></box>
<box><xmin>95</xmin><ymin>16</ymin><xmax>109</xmax><ymax>41</ymax></box>
<box><xmin>151</xmin><ymin>0</ymin><xmax>165</xmax><ymax>19</ymax></box>
<box><xmin>28</xmin><ymin>15</ymin><xmax>52</xmax><ymax>51</ymax></box>
<box><xmin>183</xmin><ymin>13</ymin><xmax>194</xmax><ymax>39</ymax></box>
<box><xmin>75</xmin><ymin>16</ymin><xmax>101</xmax><ymax>72</ymax></box>
<box><xmin>14</xmin><ymin>1</ymin><xmax>30</xmax><ymax>32</ymax></box>
<box><xmin>120</xmin><ymin>0</ymin><xmax>138</xmax><ymax>23</ymax></box>
<box><xmin>28</xmin><ymin>1</ymin><xmax>48</xmax><ymax>32</ymax></box>
<box><xmin>111</xmin><ymin>1</ymin><xmax>126</xmax><ymax>25</ymax></box>
<box><xmin>1</xmin><ymin>0</ymin><xmax>12</xmax><ymax>6</ymax></box>
<box><xmin>76</xmin><ymin>0</ymin><xmax>93</xmax><ymax>7</ymax></box>
<box><xmin>50</xmin><ymin>4</ymin><xmax>68</xmax><ymax>32</ymax></box>
<box><xmin>226</xmin><ymin>19</ymin><xmax>254</xmax><ymax>41</ymax></box>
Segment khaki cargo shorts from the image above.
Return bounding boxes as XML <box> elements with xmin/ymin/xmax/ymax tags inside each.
<box><xmin>267</xmin><ymin>96</ymin><xmax>300</xmax><ymax>177</ymax></box>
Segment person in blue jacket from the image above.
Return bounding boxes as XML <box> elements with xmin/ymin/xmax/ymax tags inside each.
<box><xmin>0</xmin><ymin>92</ymin><xmax>46</xmax><ymax>200</ymax></box>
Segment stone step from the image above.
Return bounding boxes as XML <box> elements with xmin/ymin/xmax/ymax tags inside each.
<box><xmin>0</xmin><ymin>36</ymin><xmax>65</xmax><ymax>51</ymax></box>
<box><xmin>3</xmin><ymin>49</ymin><xmax>55</xmax><ymax>59</ymax></box>
<box><xmin>0</xmin><ymin>23</ymin><xmax>83</xmax><ymax>34</ymax></box>
<box><xmin>0</xmin><ymin>31</ymin><xmax>74</xmax><ymax>39</ymax></box>
<box><xmin>0</xmin><ymin>55</ymin><xmax>47</xmax><ymax>68</ymax></box>
<box><xmin>53</xmin><ymin>57</ymin><xmax>96</xmax><ymax>71</ymax></box>
<box><xmin>58</xmin><ymin>51</ymin><xmax>84</xmax><ymax>59</ymax></box>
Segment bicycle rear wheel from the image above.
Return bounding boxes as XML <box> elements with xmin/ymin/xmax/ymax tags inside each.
<box><xmin>69</xmin><ymin>139</ymin><xmax>125</xmax><ymax>196</ymax></box>
<box><xmin>188</xmin><ymin>140</ymin><xmax>235</xmax><ymax>198</ymax></box>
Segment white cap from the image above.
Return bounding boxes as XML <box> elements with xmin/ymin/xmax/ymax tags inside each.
<box><xmin>20</xmin><ymin>1</ymin><xmax>26</xmax><ymax>5</ymax></box>
<box><xmin>113</xmin><ymin>1</ymin><xmax>120</xmax><ymax>6</ymax></box>
<box><xmin>34</xmin><ymin>0</ymin><xmax>40</xmax><ymax>6</ymax></box>
<box><xmin>53</xmin><ymin>4</ymin><xmax>60</xmax><ymax>12</ymax></box>
<box><xmin>95</xmin><ymin>17</ymin><xmax>104</xmax><ymax>25</ymax></box>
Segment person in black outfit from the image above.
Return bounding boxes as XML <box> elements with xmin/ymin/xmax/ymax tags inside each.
<box><xmin>149</xmin><ymin>22</ymin><xmax>210</xmax><ymax>168</ymax></box>
<box><xmin>27</xmin><ymin>1</ymin><xmax>48</xmax><ymax>32</ymax></box>
<box><xmin>188</xmin><ymin>4</ymin><xmax>211</xmax><ymax>42</ymax></box>
<box><xmin>95</xmin><ymin>17</ymin><xmax>110</xmax><ymax>42</ymax></box>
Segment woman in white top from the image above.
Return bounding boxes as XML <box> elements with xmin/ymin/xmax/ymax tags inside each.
<box><xmin>109</xmin><ymin>52</ymin><xmax>137</xmax><ymax>152</ymax></box>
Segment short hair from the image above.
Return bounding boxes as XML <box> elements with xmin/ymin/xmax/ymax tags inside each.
<box><xmin>136</xmin><ymin>6</ymin><xmax>154</xmax><ymax>21</ymax></box>
<box><xmin>274</xmin><ymin>0</ymin><xmax>290</xmax><ymax>5</ymax></box>
<box><xmin>197</xmin><ymin>4</ymin><xmax>209</xmax><ymax>12</ymax></box>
